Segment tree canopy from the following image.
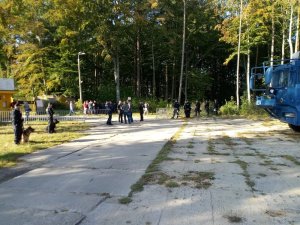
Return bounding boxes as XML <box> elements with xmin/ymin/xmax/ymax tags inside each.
<box><xmin>0</xmin><ymin>0</ymin><xmax>299</xmax><ymax>104</ymax></box>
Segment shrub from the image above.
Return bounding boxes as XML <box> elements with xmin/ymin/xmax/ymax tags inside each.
<box><xmin>219</xmin><ymin>98</ymin><xmax>239</xmax><ymax>115</ymax></box>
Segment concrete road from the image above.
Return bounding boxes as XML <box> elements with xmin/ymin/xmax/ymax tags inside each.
<box><xmin>0</xmin><ymin>117</ymin><xmax>300</xmax><ymax>225</ymax></box>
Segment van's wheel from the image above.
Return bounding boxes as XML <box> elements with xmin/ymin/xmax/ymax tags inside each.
<box><xmin>288</xmin><ymin>124</ymin><xmax>300</xmax><ymax>132</ymax></box>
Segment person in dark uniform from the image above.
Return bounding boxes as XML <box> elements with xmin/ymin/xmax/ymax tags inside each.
<box><xmin>106</xmin><ymin>101</ymin><xmax>113</xmax><ymax>125</ymax></box>
<box><xmin>171</xmin><ymin>100</ymin><xmax>180</xmax><ymax>119</ymax></box>
<box><xmin>184</xmin><ymin>100</ymin><xmax>191</xmax><ymax>118</ymax></box>
<box><xmin>139</xmin><ymin>101</ymin><xmax>144</xmax><ymax>121</ymax></box>
<box><xmin>195</xmin><ymin>100</ymin><xmax>201</xmax><ymax>117</ymax></box>
<box><xmin>46</xmin><ymin>103</ymin><xmax>55</xmax><ymax>133</ymax></box>
<box><xmin>12</xmin><ymin>102</ymin><xmax>24</xmax><ymax>144</ymax></box>
<box><xmin>205</xmin><ymin>100</ymin><xmax>210</xmax><ymax>116</ymax></box>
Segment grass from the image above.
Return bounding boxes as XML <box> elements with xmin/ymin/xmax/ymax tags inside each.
<box><xmin>128</xmin><ymin>123</ymin><xmax>186</xmax><ymax>197</ymax></box>
<box><xmin>0</xmin><ymin>121</ymin><xmax>90</xmax><ymax>168</ymax></box>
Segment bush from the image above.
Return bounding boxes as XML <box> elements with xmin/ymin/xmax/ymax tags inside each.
<box><xmin>219</xmin><ymin>98</ymin><xmax>239</xmax><ymax>115</ymax></box>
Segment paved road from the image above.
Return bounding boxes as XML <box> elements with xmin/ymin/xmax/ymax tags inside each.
<box><xmin>1</xmin><ymin>117</ymin><xmax>300</xmax><ymax>225</ymax></box>
<box><xmin>0</xmin><ymin>118</ymin><xmax>181</xmax><ymax>225</ymax></box>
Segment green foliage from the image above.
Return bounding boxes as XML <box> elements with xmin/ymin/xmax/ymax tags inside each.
<box><xmin>220</xmin><ymin>95</ymin><xmax>268</xmax><ymax>117</ymax></box>
<box><xmin>239</xmin><ymin>95</ymin><xmax>267</xmax><ymax>117</ymax></box>
<box><xmin>219</xmin><ymin>97</ymin><xmax>239</xmax><ymax>115</ymax></box>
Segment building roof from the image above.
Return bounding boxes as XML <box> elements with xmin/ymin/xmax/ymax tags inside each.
<box><xmin>0</xmin><ymin>78</ymin><xmax>15</xmax><ymax>91</ymax></box>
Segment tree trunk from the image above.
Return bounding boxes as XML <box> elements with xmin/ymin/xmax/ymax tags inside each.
<box><xmin>184</xmin><ymin>58</ymin><xmax>188</xmax><ymax>102</ymax></box>
<box><xmin>113</xmin><ymin>53</ymin><xmax>120</xmax><ymax>102</ymax></box>
<box><xmin>165</xmin><ymin>64</ymin><xmax>168</xmax><ymax>101</ymax></box>
<box><xmin>171</xmin><ymin>60</ymin><xmax>175</xmax><ymax>100</ymax></box>
<box><xmin>236</xmin><ymin>0</ymin><xmax>243</xmax><ymax>108</ymax></box>
<box><xmin>295</xmin><ymin>5</ymin><xmax>300</xmax><ymax>52</ymax></box>
<box><xmin>247</xmin><ymin>47</ymin><xmax>251</xmax><ymax>103</ymax></box>
<box><xmin>152</xmin><ymin>40</ymin><xmax>156</xmax><ymax>98</ymax></box>
<box><xmin>288</xmin><ymin>4</ymin><xmax>294</xmax><ymax>58</ymax></box>
<box><xmin>136</xmin><ymin>29</ymin><xmax>141</xmax><ymax>97</ymax></box>
<box><xmin>178</xmin><ymin>0</ymin><xmax>186</xmax><ymax>104</ymax></box>
<box><xmin>270</xmin><ymin>4</ymin><xmax>275</xmax><ymax>66</ymax></box>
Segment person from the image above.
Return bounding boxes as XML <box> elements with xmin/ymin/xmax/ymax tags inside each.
<box><xmin>23</xmin><ymin>101</ymin><xmax>31</xmax><ymax>124</ymax></box>
<box><xmin>183</xmin><ymin>100</ymin><xmax>191</xmax><ymax>118</ymax></box>
<box><xmin>123</xmin><ymin>101</ymin><xmax>129</xmax><ymax>124</ymax></box>
<box><xmin>69</xmin><ymin>100</ymin><xmax>74</xmax><ymax>115</ymax></box>
<box><xmin>83</xmin><ymin>101</ymin><xmax>88</xmax><ymax>114</ymax></box>
<box><xmin>12</xmin><ymin>102</ymin><xmax>24</xmax><ymax>144</ymax></box>
<box><xmin>117</xmin><ymin>100</ymin><xmax>123</xmax><ymax>123</ymax></box>
<box><xmin>205</xmin><ymin>100</ymin><xmax>210</xmax><ymax>116</ymax></box>
<box><xmin>195</xmin><ymin>100</ymin><xmax>201</xmax><ymax>117</ymax></box>
<box><xmin>213</xmin><ymin>99</ymin><xmax>219</xmax><ymax>115</ymax></box>
<box><xmin>106</xmin><ymin>101</ymin><xmax>113</xmax><ymax>125</ymax></box>
<box><xmin>171</xmin><ymin>100</ymin><xmax>180</xmax><ymax>119</ymax></box>
<box><xmin>46</xmin><ymin>103</ymin><xmax>55</xmax><ymax>133</ymax></box>
<box><xmin>127</xmin><ymin>100</ymin><xmax>133</xmax><ymax>124</ymax></box>
<box><xmin>139</xmin><ymin>101</ymin><xmax>144</xmax><ymax>121</ymax></box>
<box><xmin>144</xmin><ymin>102</ymin><xmax>149</xmax><ymax>115</ymax></box>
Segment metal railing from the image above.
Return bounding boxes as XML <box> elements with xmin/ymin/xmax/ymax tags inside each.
<box><xmin>0</xmin><ymin>109</ymin><xmax>110</xmax><ymax>123</ymax></box>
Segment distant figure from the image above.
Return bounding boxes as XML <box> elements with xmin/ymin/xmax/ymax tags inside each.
<box><xmin>69</xmin><ymin>101</ymin><xmax>75</xmax><ymax>115</ymax></box>
<box><xmin>213</xmin><ymin>99</ymin><xmax>219</xmax><ymax>115</ymax></box>
<box><xmin>12</xmin><ymin>102</ymin><xmax>24</xmax><ymax>144</ymax></box>
<box><xmin>106</xmin><ymin>101</ymin><xmax>113</xmax><ymax>125</ymax></box>
<box><xmin>144</xmin><ymin>102</ymin><xmax>149</xmax><ymax>115</ymax></box>
<box><xmin>195</xmin><ymin>100</ymin><xmax>201</xmax><ymax>117</ymax></box>
<box><xmin>139</xmin><ymin>101</ymin><xmax>144</xmax><ymax>121</ymax></box>
<box><xmin>205</xmin><ymin>100</ymin><xmax>210</xmax><ymax>116</ymax></box>
<box><xmin>127</xmin><ymin>101</ymin><xmax>133</xmax><ymax>124</ymax></box>
<box><xmin>171</xmin><ymin>100</ymin><xmax>180</xmax><ymax>119</ymax></box>
<box><xmin>23</xmin><ymin>101</ymin><xmax>31</xmax><ymax>124</ymax></box>
<box><xmin>46</xmin><ymin>103</ymin><xmax>55</xmax><ymax>133</ymax></box>
<box><xmin>117</xmin><ymin>100</ymin><xmax>123</xmax><ymax>123</ymax></box>
<box><xmin>184</xmin><ymin>100</ymin><xmax>191</xmax><ymax>118</ymax></box>
<box><xmin>123</xmin><ymin>101</ymin><xmax>129</xmax><ymax>124</ymax></box>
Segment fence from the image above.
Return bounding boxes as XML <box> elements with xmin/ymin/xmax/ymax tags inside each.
<box><xmin>0</xmin><ymin>109</ymin><xmax>109</xmax><ymax>123</ymax></box>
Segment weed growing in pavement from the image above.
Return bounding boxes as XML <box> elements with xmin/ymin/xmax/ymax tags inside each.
<box><xmin>119</xmin><ymin>197</ymin><xmax>132</xmax><ymax>204</ymax></box>
<box><xmin>182</xmin><ymin>171</ymin><xmax>215</xmax><ymax>189</ymax></box>
<box><xmin>232</xmin><ymin>159</ymin><xmax>256</xmax><ymax>191</ymax></box>
<box><xmin>127</xmin><ymin>123</ymin><xmax>187</xmax><ymax>198</ymax></box>
<box><xmin>186</xmin><ymin>151</ymin><xmax>196</xmax><ymax>155</ymax></box>
<box><xmin>187</xmin><ymin>143</ymin><xmax>194</xmax><ymax>148</ymax></box>
<box><xmin>257</xmin><ymin>173</ymin><xmax>267</xmax><ymax>177</ymax></box>
<box><xmin>281</xmin><ymin>155</ymin><xmax>300</xmax><ymax>166</ymax></box>
<box><xmin>224</xmin><ymin>214</ymin><xmax>244</xmax><ymax>223</ymax></box>
<box><xmin>165</xmin><ymin>181</ymin><xmax>180</xmax><ymax>188</ymax></box>
<box><xmin>221</xmin><ymin>135</ymin><xmax>238</xmax><ymax>148</ymax></box>
<box><xmin>206</xmin><ymin>138</ymin><xmax>231</xmax><ymax>156</ymax></box>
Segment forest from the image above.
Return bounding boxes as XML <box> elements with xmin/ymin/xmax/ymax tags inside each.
<box><xmin>0</xmin><ymin>0</ymin><xmax>299</xmax><ymax>105</ymax></box>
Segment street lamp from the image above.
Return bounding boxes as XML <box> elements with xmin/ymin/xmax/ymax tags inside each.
<box><xmin>77</xmin><ymin>51</ymin><xmax>85</xmax><ymax>102</ymax></box>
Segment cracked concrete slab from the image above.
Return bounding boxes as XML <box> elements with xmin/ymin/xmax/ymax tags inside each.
<box><xmin>1</xmin><ymin>117</ymin><xmax>300</xmax><ymax>225</ymax></box>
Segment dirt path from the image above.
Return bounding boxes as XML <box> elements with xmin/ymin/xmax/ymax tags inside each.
<box><xmin>81</xmin><ymin>118</ymin><xmax>300</xmax><ymax>225</ymax></box>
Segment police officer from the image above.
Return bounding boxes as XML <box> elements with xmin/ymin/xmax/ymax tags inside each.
<box><xmin>139</xmin><ymin>101</ymin><xmax>144</xmax><ymax>121</ymax></box>
<box><xmin>46</xmin><ymin>103</ymin><xmax>55</xmax><ymax>133</ymax></box>
<box><xmin>106</xmin><ymin>101</ymin><xmax>113</xmax><ymax>125</ymax></box>
<box><xmin>12</xmin><ymin>102</ymin><xmax>24</xmax><ymax>144</ymax></box>
<box><xmin>184</xmin><ymin>100</ymin><xmax>191</xmax><ymax>118</ymax></box>
<box><xmin>171</xmin><ymin>100</ymin><xmax>180</xmax><ymax>119</ymax></box>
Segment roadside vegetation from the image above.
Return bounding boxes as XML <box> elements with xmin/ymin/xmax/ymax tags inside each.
<box><xmin>0</xmin><ymin>121</ymin><xmax>90</xmax><ymax>168</ymax></box>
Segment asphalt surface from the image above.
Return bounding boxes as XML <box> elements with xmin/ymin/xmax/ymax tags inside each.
<box><xmin>0</xmin><ymin>117</ymin><xmax>300</xmax><ymax>225</ymax></box>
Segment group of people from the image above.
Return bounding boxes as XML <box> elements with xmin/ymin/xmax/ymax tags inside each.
<box><xmin>112</xmin><ymin>100</ymin><xmax>149</xmax><ymax>125</ymax></box>
<box><xmin>172</xmin><ymin>99</ymin><xmax>219</xmax><ymax>119</ymax></box>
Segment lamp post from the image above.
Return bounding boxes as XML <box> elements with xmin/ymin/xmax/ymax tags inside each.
<box><xmin>77</xmin><ymin>52</ymin><xmax>85</xmax><ymax>102</ymax></box>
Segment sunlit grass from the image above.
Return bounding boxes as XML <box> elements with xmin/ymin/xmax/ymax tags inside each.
<box><xmin>0</xmin><ymin>121</ymin><xmax>90</xmax><ymax>168</ymax></box>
